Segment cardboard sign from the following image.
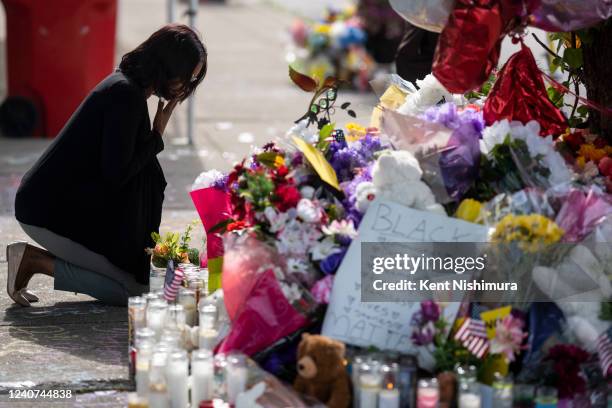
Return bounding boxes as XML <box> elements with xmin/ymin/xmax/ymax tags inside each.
<box><xmin>322</xmin><ymin>199</ymin><xmax>488</xmax><ymax>366</ymax></box>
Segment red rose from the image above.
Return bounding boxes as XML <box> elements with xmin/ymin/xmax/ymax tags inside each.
<box><xmin>598</xmin><ymin>156</ymin><xmax>612</xmax><ymax>178</ymax></box>
<box><xmin>563</xmin><ymin>131</ymin><xmax>585</xmax><ymax>151</ymax></box>
<box><xmin>274</xmin><ymin>184</ymin><xmax>301</xmax><ymax>211</ymax></box>
<box><xmin>227</xmin><ymin>220</ymin><xmax>247</xmax><ymax>231</ymax></box>
<box><xmin>276</xmin><ymin>165</ymin><xmax>289</xmax><ymax>178</ymax></box>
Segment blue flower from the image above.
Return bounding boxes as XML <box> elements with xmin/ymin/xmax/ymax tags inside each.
<box><xmin>320</xmin><ymin>247</ymin><xmax>347</xmax><ymax>274</ymax></box>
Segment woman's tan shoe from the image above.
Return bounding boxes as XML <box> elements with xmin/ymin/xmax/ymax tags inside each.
<box><xmin>7</xmin><ymin>242</ymin><xmax>32</xmax><ymax>306</ymax></box>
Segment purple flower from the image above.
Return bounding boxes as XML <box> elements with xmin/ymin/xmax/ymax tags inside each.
<box><xmin>319</xmin><ymin>247</ymin><xmax>347</xmax><ymax>274</ymax></box>
<box><xmin>420</xmin><ymin>300</ymin><xmax>441</xmax><ymax>322</ymax></box>
<box><xmin>212</xmin><ymin>174</ymin><xmax>229</xmax><ymax>191</ymax></box>
<box><xmin>411</xmin><ymin>321</ymin><xmax>436</xmax><ymax>346</ymax></box>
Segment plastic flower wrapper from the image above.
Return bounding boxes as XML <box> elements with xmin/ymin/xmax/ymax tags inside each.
<box><xmin>190</xmin><ymin>170</ymin><xmax>231</xmax><ymax>292</ymax></box>
<box><xmin>552</xmin><ymin>187</ymin><xmax>612</xmax><ymax>243</ymax></box>
<box><xmin>388</xmin><ymin>0</ymin><xmax>453</xmax><ymax>32</ymax></box>
<box><xmin>468</xmin><ymin>120</ymin><xmax>573</xmax><ymax>202</ymax></box>
<box><xmin>532</xmin><ymin>217</ymin><xmax>612</xmax><ymax>351</ymax></box>
<box><xmin>218</xmin><ymin>234</ymin><xmax>318</xmax><ymax>356</ymax></box>
<box><xmin>528</xmin><ymin>0</ymin><xmax>612</xmax><ymax>32</ymax></box>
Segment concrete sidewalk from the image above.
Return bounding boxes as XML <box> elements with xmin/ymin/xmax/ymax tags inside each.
<box><xmin>0</xmin><ymin>0</ymin><xmax>376</xmax><ymax>405</ymax></box>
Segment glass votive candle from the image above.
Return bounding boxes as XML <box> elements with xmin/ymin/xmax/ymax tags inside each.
<box><xmin>148</xmin><ymin>350</ymin><xmax>169</xmax><ymax>408</ymax></box>
<box><xmin>359</xmin><ymin>363</ymin><xmax>382</xmax><ymax>408</ymax></box>
<box><xmin>378</xmin><ymin>363</ymin><xmax>400</xmax><ymax>408</ymax></box>
<box><xmin>458</xmin><ymin>381</ymin><xmax>482</xmax><ymax>408</ymax></box>
<box><xmin>166</xmin><ymin>304</ymin><xmax>186</xmax><ymax>329</ymax></box>
<box><xmin>417</xmin><ymin>378</ymin><xmax>439</xmax><ymax>408</ymax></box>
<box><xmin>398</xmin><ymin>355</ymin><xmax>417</xmax><ymax>408</ymax></box>
<box><xmin>213</xmin><ymin>353</ymin><xmax>228</xmax><ymax>398</ymax></box>
<box><xmin>351</xmin><ymin>354</ymin><xmax>366</xmax><ymax>408</ymax></box>
<box><xmin>178</xmin><ymin>288</ymin><xmax>197</xmax><ymax>327</ymax></box>
<box><xmin>167</xmin><ymin>349</ymin><xmax>189</xmax><ymax>408</ymax></box>
<box><xmin>128</xmin><ymin>297</ymin><xmax>147</xmax><ymax>345</ymax></box>
<box><xmin>189</xmin><ymin>278</ymin><xmax>205</xmax><ymax>307</ymax></box>
<box><xmin>127</xmin><ymin>392</ymin><xmax>148</xmax><ymax>408</ymax></box>
<box><xmin>159</xmin><ymin>328</ymin><xmax>181</xmax><ymax>349</ymax></box>
<box><xmin>191</xmin><ymin>349</ymin><xmax>214</xmax><ymax>408</ymax></box>
<box><xmin>456</xmin><ymin>364</ymin><xmax>478</xmax><ymax>385</ymax></box>
<box><xmin>149</xmin><ymin>267</ymin><xmax>166</xmax><ymax>293</ymax></box>
<box><xmin>199</xmin><ymin>303</ymin><xmax>219</xmax><ymax>350</ymax></box>
<box><xmin>135</xmin><ymin>340</ymin><xmax>154</xmax><ymax>399</ymax></box>
<box><xmin>492</xmin><ymin>373</ymin><xmax>513</xmax><ymax>408</ymax></box>
<box><xmin>225</xmin><ymin>354</ymin><xmax>248</xmax><ymax>404</ymax></box>
<box><xmin>513</xmin><ymin>384</ymin><xmax>535</xmax><ymax>408</ymax></box>
<box><xmin>534</xmin><ymin>386</ymin><xmax>557</xmax><ymax>408</ymax></box>
<box><xmin>146</xmin><ymin>299</ymin><xmax>168</xmax><ymax>340</ymax></box>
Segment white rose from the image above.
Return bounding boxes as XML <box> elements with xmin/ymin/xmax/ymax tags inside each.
<box><xmin>296</xmin><ymin>198</ymin><xmax>322</xmax><ymax>223</ymax></box>
<box><xmin>356</xmin><ymin>182</ymin><xmax>377</xmax><ymax>213</ymax></box>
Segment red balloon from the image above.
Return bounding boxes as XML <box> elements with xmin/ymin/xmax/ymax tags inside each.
<box><xmin>483</xmin><ymin>44</ymin><xmax>567</xmax><ymax>137</ymax></box>
<box><xmin>432</xmin><ymin>0</ymin><xmax>505</xmax><ymax>94</ymax></box>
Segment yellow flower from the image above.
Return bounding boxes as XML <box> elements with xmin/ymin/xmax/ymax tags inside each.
<box><xmin>455</xmin><ymin>199</ymin><xmax>484</xmax><ymax>223</ymax></box>
<box><xmin>314</xmin><ymin>24</ymin><xmax>331</xmax><ymax>35</ymax></box>
<box><xmin>345</xmin><ymin>122</ymin><xmax>367</xmax><ymax>142</ymax></box>
<box><xmin>274</xmin><ymin>155</ymin><xmax>285</xmax><ymax>168</ymax></box>
<box><xmin>578</xmin><ymin>143</ymin><xmax>607</xmax><ymax>163</ymax></box>
<box><xmin>576</xmin><ymin>156</ymin><xmax>586</xmax><ymax>169</ymax></box>
<box><xmin>492</xmin><ymin>214</ymin><xmax>564</xmax><ymax>253</ymax></box>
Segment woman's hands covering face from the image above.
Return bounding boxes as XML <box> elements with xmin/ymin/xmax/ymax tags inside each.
<box><xmin>153</xmin><ymin>98</ymin><xmax>178</xmax><ymax>136</ymax></box>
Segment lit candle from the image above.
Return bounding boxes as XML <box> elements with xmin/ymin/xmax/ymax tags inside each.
<box><xmin>167</xmin><ymin>350</ymin><xmax>189</xmax><ymax>408</ymax></box>
<box><xmin>178</xmin><ymin>288</ymin><xmax>197</xmax><ymax>327</ymax></box>
<box><xmin>127</xmin><ymin>392</ymin><xmax>148</xmax><ymax>408</ymax></box>
<box><xmin>379</xmin><ymin>388</ymin><xmax>400</xmax><ymax>408</ymax></box>
<box><xmin>378</xmin><ymin>364</ymin><xmax>400</xmax><ymax>408</ymax></box>
<box><xmin>226</xmin><ymin>354</ymin><xmax>248</xmax><ymax>404</ymax></box>
<box><xmin>198</xmin><ymin>303</ymin><xmax>219</xmax><ymax>350</ymax></box>
<box><xmin>146</xmin><ymin>299</ymin><xmax>167</xmax><ymax>340</ymax></box>
<box><xmin>191</xmin><ymin>349</ymin><xmax>214</xmax><ymax>408</ymax></box>
<box><xmin>417</xmin><ymin>378</ymin><xmax>439</xmax><ymax>408</ymax></box>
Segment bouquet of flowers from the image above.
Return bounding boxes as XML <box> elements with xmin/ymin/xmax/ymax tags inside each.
<box><xmin>286</xmin><ymin>6</ymin><xmax>376</xmax><ymax>91</ymax></box>
<box><xmin>146</xmin><ymin>223</ymin><xmax>200</xmax><ymax>268</ymax></box>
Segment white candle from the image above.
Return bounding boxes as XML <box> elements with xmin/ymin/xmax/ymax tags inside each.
<box><xmin>149</xmin><ymin>273</ymin><xmax>165</xmax><ymax>293</ymax></box>
<box><xmin>167</xmin><ymin>351</ymin><xmax>189</xmax><ymax>408</ymax></box>
<box><xmin>378</xmin><ymin>389</ymin><xmax>400</xmax><ymax>408</ymax></box>
<box><xmin>191</xmin><ymin>351</ymin><xmax>214</xmax><ymax>408</ymax></box>
<box><xmin>226</xmin><ymin>367</ymin><xmax>248</xmax><ymax>404</ymax></box>
<box><xmin>459</xmin><ymin>393</ymin><xmax>481</xmax><ymax>408</ymax></box>
<box><xmin>179</xmin><ymin>289</ymin><xmax>197</xmax><ymax>327</ymax></box>
<box><xmin>359</xmin><ymin>374</ymin><xmax>380</xmax><ymax>408</ymax></box>
<box><xmin>147</xmin><ymin>300</ymin><xmax>167</xmax><ymax>340</ymax></box>
<box><xmin>136</xmin><ymin>344</ymin><xmax>152</xmax><ymax>398</ymax></box>
<box><xmin>198</xmin><ymin>327</ymin><xmax>219</xmax><ymax>350</ymax></box>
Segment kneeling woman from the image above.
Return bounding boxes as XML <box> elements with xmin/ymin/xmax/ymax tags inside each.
<box><xmin>7</xmin><ymin>24</ymin><xmax>207</xmax><ymax>306</ymax></box>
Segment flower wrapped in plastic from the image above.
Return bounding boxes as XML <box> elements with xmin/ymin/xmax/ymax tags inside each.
<box><xmin>217</xmin><ymin>233</ymin><xmax>318</xmax><ymax>356</ymax></box>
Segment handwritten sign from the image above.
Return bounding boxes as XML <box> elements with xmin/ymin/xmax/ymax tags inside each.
<box><xmin>322</xmin><ymin>199</ymin><xmax>488</xmax><ymax>367</ymax></box>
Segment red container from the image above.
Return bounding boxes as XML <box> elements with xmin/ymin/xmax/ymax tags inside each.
<box><xmin>1</xmin><ymin>0</ymin><xmax>117</xmax><ymax>137</ymax></box>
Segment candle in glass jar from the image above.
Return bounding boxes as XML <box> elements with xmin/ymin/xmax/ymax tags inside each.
<box><xmin>359</xmin><ymin>363</ymin><xmax>381</xmax><ymax>408</ymax></box>
<box><xmin>178</xmin><ymin>288</ymin><xmax>197</xmax><ymax>327</ymax></box>
<box><xmin>149</xmin><ymin>267</ymin><xmax>166</xmax><ymax>293</ymax></box>
<box><xmin>148</xmin><ymin>351</ymin><xmax>169</xmax><ymax>408</ymax></box>
<box><xmin>167</xmin><ymin>350</ymin><xmax>189</xmax><ymax>408</ymax></box>
<box><xmin>191</xmin><ymin>349</ymin><xmax>214</xmax><ymax>408</ymax></box>
<box><xmin>136</xmin><ymin>341</ymin><xmax>153</xmax><ymax>398</ymax></box>
<box><xmin>146</xmin><ymin>299</ymin><xmax>167</xmax><ymax>340</ymax></box>
<box><xmin>417</xmin><ymin>378</ymin><xmax>439</xmax><ymax>408</ymax></box>
<box><xmin>127</xmin><ymin>392</ymin><xmax>148</xmax><ymax>408</ymax></box>
<box><xmin>379</xmin><ymin>388</ymin><xmax>400</xmax><ymax>408</ymax></box>
<box><xmin>226</xmin><ymin>354</ymin><xmax>248</xmax><ymax>404</ymax></box>
<box><xmin>166</xmin><ymin>304</ymin><xmax>186</xmax><ymax>330</ymax></box>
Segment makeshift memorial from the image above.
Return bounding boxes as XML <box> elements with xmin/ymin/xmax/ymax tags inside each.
<box><xmin>293</xmin><ymin>334</ymin><xmax>351</xmax><ymax>408</ymax></box>
<box><xmin>286</xmin><ymin>7</ymin><xmax>376</xmax><ymax>91</ymax></box>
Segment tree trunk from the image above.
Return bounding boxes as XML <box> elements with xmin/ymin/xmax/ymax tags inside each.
<box><xmin>582</xmin><ymin>19</ymin><xmax>612</xmax><ymax>142</ymax></box>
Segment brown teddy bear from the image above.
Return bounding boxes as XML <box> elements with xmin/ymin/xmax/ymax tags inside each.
<box><xmin>293</xmin><ymin>334</ymin><xmax>351</xmax><ymax>408</ymax></box>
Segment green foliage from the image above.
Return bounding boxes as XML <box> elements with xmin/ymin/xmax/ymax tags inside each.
<box><xmin>600</xmin><ymin>301</ymin><xmax>612</xmax><ymax>321</ymax></box>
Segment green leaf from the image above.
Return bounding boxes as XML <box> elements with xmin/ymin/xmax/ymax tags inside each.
<box><xmin>289</xmin><ymin>66</ymin><xmax>318</xmax><ymax>92</ymax></box>
<box><xmin>577</xmin><ymin>105</ymin><xmax>589</xmax><ymax>116</ymax></box>
<box><xmin>256</xmin><ymin>151</ymin><xmax>280</xmax><ymax>168</ymax></box>
<box><xmin>563</xmin><ymin>48</ymin><xmax>583</xmax><ymax>70</ymax></box>
<box><xmin>209</xmin><ymin>218</ymin><xmax>233</xmax><ymax>234</ymax></box>
<box><xmin>319</xmin><ymin>123</ymin><xmax>334</xmax><ymax>142</ymax></box>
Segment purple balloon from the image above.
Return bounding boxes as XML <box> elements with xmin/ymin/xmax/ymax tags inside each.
<box><xmin>529</xmin><ymin>0</ymin><xmax>612</xmax><ymax>32</ymax></box>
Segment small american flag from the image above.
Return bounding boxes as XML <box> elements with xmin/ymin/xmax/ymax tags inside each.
<box><xmin>597</xmin><ymin>329</ymin><xmax>612</xmax><ymax>377</ymax></box>
<box><xmin>163</xmin><ymin>261</ymin><xmax>185</xmax><ymax>302</ymax></box>
<box><xmin>455</xmin><ymin>318</ymin><xmax>489</xmax><ymax>358</ymax></box>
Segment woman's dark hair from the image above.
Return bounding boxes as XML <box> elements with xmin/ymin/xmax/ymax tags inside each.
<box><xmin>119</xmin><ymin>24</ymin><xmax>207</xmax><ymax>101</ymax></box>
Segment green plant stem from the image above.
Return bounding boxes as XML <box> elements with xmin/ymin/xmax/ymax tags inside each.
<box><xmin>569</xmin><ymin>32</ymin><xmax>580</xmax><ymax>122</ymax></box>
